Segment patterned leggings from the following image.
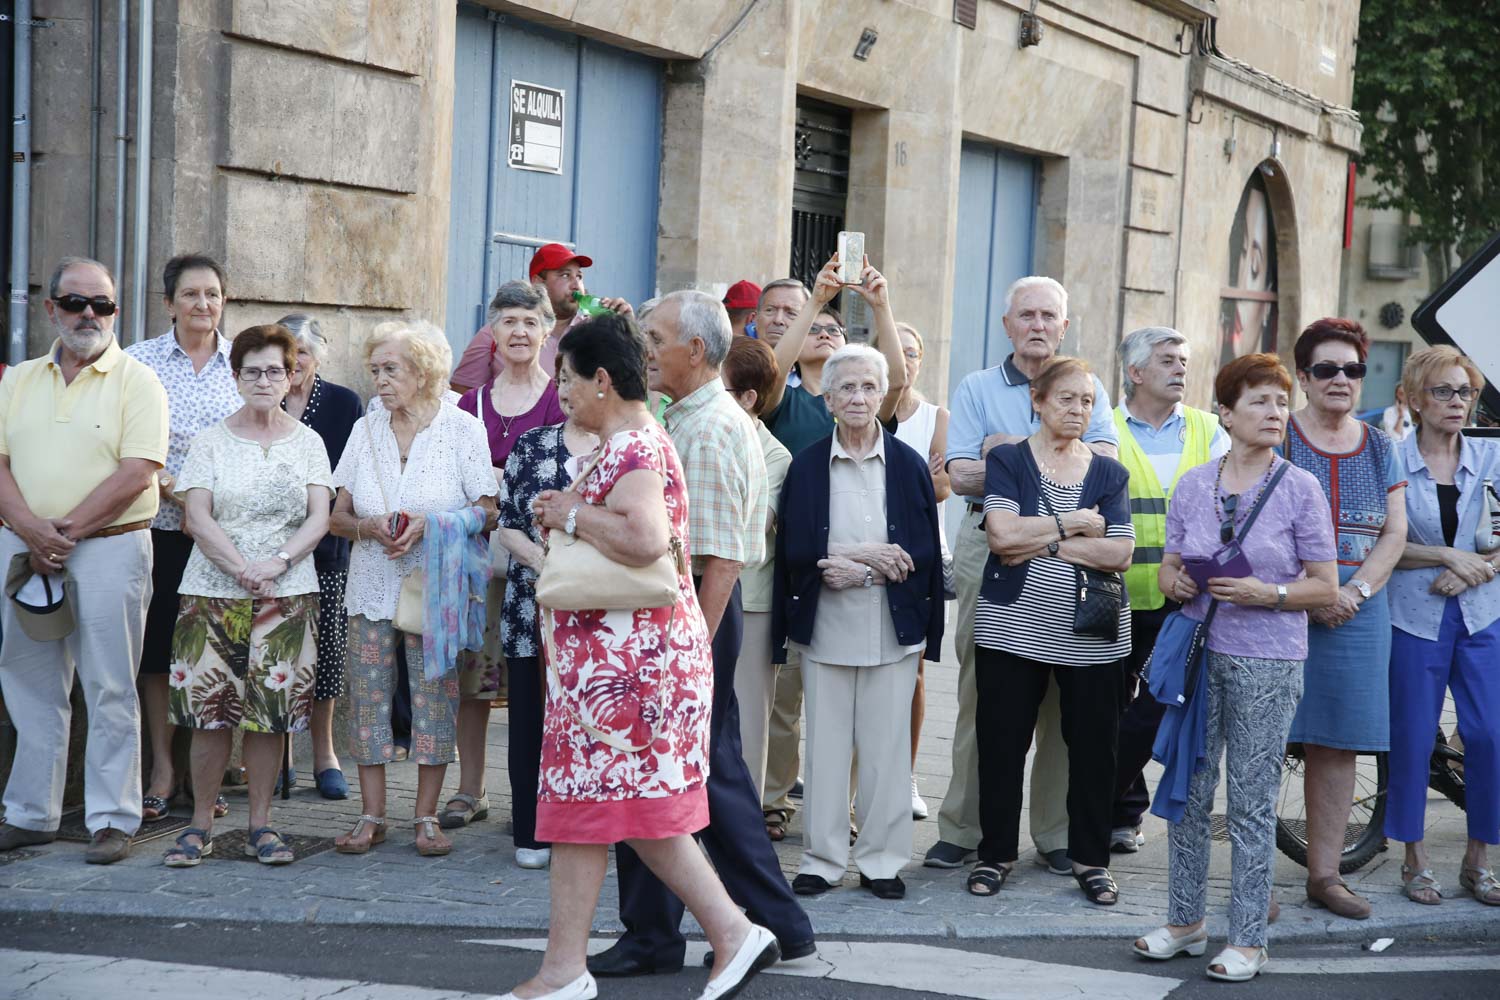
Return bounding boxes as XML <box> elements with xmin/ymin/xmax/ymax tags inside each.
<box><xmin>1168</xmin><ymin>651</ymin><xmax>1302</xmax><ymax>948</ymax></box>
<box><xmin>346</xmin><ymin>615</ymin><xmax>459</xmax><ymax>767</ymax></box>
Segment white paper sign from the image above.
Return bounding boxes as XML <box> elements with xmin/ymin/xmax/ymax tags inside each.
<box><xmin>508</xmin><ymin>80</ymin><xmax>565</xmax><ymax>174</ymax></box>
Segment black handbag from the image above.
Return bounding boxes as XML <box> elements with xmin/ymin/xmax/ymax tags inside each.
<box><xmin>1038</xmin><ymin>487</ymin><xmax>1123</xmax><ymax>642</ymax></box>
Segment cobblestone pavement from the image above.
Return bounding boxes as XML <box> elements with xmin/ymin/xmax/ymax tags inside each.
<box><xmin>2</xmin><ymin>644</ymin><xmax>1495</xmax><ymax>944</ymax></box>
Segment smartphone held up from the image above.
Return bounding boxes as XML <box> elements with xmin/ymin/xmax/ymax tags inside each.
<box><xmin>837</xmin><ymin>231</ymin><xmax>865</xmax><ymax>285</ymax></box>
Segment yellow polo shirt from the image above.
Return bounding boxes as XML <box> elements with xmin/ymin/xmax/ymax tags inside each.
<box><xmin>0</xmin><ymin>338</ymin><xmax>169</xmax><ymax>526</ymax></box>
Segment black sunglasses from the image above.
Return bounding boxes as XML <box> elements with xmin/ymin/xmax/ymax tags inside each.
<box><xmin>53</xmin><ymin>294</ymin><xmax>118</xmax><ymax>316</ymax></box>
<box><xmin>1303</xmin><ymin>362</ymin><xmax>1367</xmax><ymax>381</ymax></box>
<box><xmin>1220</xmin><ymin>492</ymin><xmax>1240</xmax><ymax>545</ymax></box>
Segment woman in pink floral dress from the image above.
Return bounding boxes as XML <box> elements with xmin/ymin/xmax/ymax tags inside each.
<box><xmin>501</xmin><ymin>314</ymin><xmax>777</xmax><ymax>1000</ymax></box>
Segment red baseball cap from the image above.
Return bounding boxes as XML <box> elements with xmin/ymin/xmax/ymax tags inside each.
<box><xmin>528</xmin><ymin>243</ymin><xmax>593</xmax><ymax>281</ymax></box>
<box><xmin>722</xmin><ymin>279</ymin><xmax>762</xmax><ymax>311</ymax></box>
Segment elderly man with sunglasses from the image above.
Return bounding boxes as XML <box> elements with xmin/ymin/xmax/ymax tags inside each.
<box><xmin>0</xmin><ymin>257</ymin><xmax>168</xmax><ymax>864</ymax></box>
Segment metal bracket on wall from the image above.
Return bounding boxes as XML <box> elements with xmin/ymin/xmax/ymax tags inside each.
<box><xmin>1019</xmin><ymin>0</ymin><xmax>1043</xmax><ymax>48</ymax></box>
<box><xmin>0</xmin><ymin>14</ymin><xmax>51</xmax><ymax>25</ymax></box>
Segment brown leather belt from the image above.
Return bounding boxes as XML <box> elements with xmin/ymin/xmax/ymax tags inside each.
<box><xmin>87</xmin><ymin>519</ymin><xmax>152</xmax><ymax>539</ymax></box>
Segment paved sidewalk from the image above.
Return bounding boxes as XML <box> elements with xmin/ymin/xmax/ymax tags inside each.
<box><xmin>1</xmin><ymin>645</ymin><xmax>1495</xmax><ymax>945</ymax></box>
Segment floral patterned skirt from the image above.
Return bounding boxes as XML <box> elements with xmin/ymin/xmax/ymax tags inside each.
<box><xmin>168</xmin><ymin>594</ymin><xmax>319</xmax><ymax>734</ymax></box>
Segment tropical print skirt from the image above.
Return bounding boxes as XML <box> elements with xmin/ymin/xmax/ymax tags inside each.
<box><xmin>168</xmin><ymin>594</ymin><xmax>319</xmax><ymax>734</ymax></box>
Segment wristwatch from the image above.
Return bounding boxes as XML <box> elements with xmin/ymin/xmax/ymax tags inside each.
<box><xmin>1350</xmin><ymin>579</ymin><xmax>1372</xmax><ymax>601</ymax></box>
<box><xmin>1047</xmin><ymin>540</ymin><xmax>1060</xmax><ymax>556</ymax></box>
<box><xmin>1275</xmin><ymin>584</ymin><xmax>1288</xmax><ymax>611</ymax></box>
<box><xmin>564</xmin><ymin>504</ymin><xmax>580</xmax><ymax>537</ymax></box>
<box><xmin>274</xmin><ymin>550</ymin><xmax>293</xmax><ymax>568</ymax></box>
<box><xmin>862</xmin><ymin>567</ymin><xmax>874</xmax><ymax>588</ymax></box>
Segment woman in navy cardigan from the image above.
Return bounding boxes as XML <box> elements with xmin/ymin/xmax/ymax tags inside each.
<box><xmin>772</xmin><ymin>344</ymin><xmax>945</xmax><ymax>902</ymax></box>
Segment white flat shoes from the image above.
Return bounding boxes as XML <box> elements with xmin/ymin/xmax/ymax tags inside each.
<box><xmin>1206</xmin><ymin>946</ymin><xmax>1268</xmax><ymax>982</ymax></box>
<box><xmin>698</xmin><ymin>924</ymin><xmax>779</xmax><ymax>1000</ymax></box>
<box><xmin>492</xmin><ymin>971</ymin><xmax>597</xmax><ymax>1000</ymax></box>
<box><xmin>1132</xmin><ymin>926</ymin><xmax>1208</xmax><ymax>960</ymax></box>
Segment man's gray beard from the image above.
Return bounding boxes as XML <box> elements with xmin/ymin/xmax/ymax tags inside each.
<box><xmin>59</xmin><ymin>325</ymin><xmax>111</xmax><ymax>358</ymax></box>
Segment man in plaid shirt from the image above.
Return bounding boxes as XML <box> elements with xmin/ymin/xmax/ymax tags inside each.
<box><xmin>588</xmin><ymin>291</ymin><xmax>815</xmax><ymax>979</ymax></box>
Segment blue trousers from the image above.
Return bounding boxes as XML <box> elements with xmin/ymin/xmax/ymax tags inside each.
<box><xmin>1387</xmin><ymin>599</ymin><xmax>1500</xmax><ymax>845</ymax></box>
<box><xmin>611</xmin><ymin>581</ymin><xmax>814</xmax><ymax>965</ymax></box>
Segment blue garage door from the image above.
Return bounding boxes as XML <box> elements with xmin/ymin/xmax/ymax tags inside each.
<box><xmin>446</xmin><ymin>5</ymin><xmax>663</xmax><ymax>357</ymax></box>
<box><xmin>947</xmin><ymin>142</ymin><xmax>1038</xmax><ymax>390</ymax></box>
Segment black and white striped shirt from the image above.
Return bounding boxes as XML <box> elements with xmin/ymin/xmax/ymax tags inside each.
<box><xmin>975</xmin><ymin>476</ymin><xmax>1133</xmax><ymax>665</ymax></box>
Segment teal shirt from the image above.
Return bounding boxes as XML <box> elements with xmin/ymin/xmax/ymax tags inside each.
<box><xmin>764</xmin><ymin>383</ymin><xmax>834</xmax><ymax>458</ymax></box>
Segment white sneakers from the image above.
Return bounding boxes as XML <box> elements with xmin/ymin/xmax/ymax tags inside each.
<box><xmin>911</xmin><ymin>777</ymin><xmax>928</xmax><ymax>820</ymax></box>
<box><xmin>492</xmin><ymin>971</ymin><xmax>596</xmax><ymax>1000</ymax></box>
<box><xmin>515</xmin><ymin>847</ymin><xmax>552</xmax><ymax>870</ymax></box>
<box><xmin>1109</xmin><ymin>826</ymin><xmax>1144</xmax><ymax>853</ymax></box>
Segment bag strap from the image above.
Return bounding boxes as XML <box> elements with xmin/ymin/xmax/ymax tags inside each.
<box><xmin>553</xmin><ymin>426</ymin><xmax>686</xmax><ymax>574</ymax></box>
<box><xmin>1199</xmin><ymin>458</ymin><xmax>1291</xmax><ymax>628</ymax></box>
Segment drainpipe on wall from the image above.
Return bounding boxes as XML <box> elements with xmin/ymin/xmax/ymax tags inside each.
<box><xmin>128</xmin><ymin>0</ymin><xmax>153</xmax><ymax>345</ymax></box>
<box><xmin>7</xmin><ymin>0</ymin><xmax>33</xmax><ymax>365</ymax></box>
<box><xmin>88</xmin><ymin>0</ymin><xmax>101</xmax><ymax>257</ymax></box>
<box><xmin>113</xmin><ymin>0</ymin><xmax>129</xmax><ymax>290</ymax></box>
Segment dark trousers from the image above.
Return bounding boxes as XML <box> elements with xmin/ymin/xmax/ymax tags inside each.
<box><xmin>392</xmin><ymin>641</ymin><xmax>412</xmax><ymax>749</ymax></box>
<box><xmin>613</xmin><ymin>581</ymin><xmax>813</xmax><ymax>965</ymax></box>
<box><xmin>974</xmin><ymin>646</ymin><xmax>1121</xmax><ymax>868</ymax></box>
<box><xmin>1111</xmin><ymin>603</ymin><xmax>1177</xmax><ymax>829</ymax></box>
<box><xmin>506</xmin><ymin>655</ymin><xmax>547</xmax><ymax>850</ymax></box>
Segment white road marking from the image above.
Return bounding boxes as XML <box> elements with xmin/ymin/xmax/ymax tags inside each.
<box><xmin>1263</xmin><ymin>954</ymin><xmax>1500</xmax><ymax>975</ymax></box>
<box><xmin>464</xmin><ymin>937</ymin><xmax>1181</xmax><ymax>1000</ymax></box>
<box><xmin>0</xmin><ymin>949</ymin><xmax>493</xmax><ymax>1000</ymax></box>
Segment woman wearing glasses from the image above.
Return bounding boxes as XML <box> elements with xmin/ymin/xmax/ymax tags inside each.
<box><xmin>1282</xmin><ymin>319</ymin><xmax>1408</xmax><ymax>919</ymax></box>
<box><xmin>1133</xmin><ymin>354</ymin><xmax>1337</xmax><ymax>981</ymax></box>
<box><xmin>160</xmin><ymin>325</ymin><xmax>332</xmax><ymax>867</ymax></box>
<box><xmin>1386</xmin><ymin>345</ymin><xmax>1500</xmax><ymax>906</ymax></box>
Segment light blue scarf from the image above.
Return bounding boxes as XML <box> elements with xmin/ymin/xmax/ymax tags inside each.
<box><xmin>422</xmin><ymin>506</ymin><xmax>490</xmax><ymax>680</ymax></box>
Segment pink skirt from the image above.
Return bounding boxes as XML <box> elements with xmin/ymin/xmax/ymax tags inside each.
<box><xmin>536</xmin><ymin>785</ymin><xmax>708</xmax><ymax>844</ymax></box>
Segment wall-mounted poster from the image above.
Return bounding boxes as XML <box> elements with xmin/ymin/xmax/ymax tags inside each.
<box><xmin>508</xmin><ymin>80</ymin><xmax>565</xmax><ymax>174</ymax></box>
<box><xmin>1219</xmin><ymin>170</ymin><xmax>1278</xmax><ymax>366</ymax></box>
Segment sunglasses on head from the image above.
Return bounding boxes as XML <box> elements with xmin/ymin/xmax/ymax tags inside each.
<box><xmin>53</xmin><ymin>294</ymin><xmax>118</xmax><ymax>316</ymax></box>
<box><xmin>1303</xmin><ymin>362</ymin><xmax>1367</xmax><ymax>381</ymax></box>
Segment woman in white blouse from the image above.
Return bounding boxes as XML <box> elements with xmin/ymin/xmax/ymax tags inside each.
<box><xmin>161</xmin><ymin>325</ymin><xmax>332</xmax><ymax>868</ymax></box>
<box><xmin>328</xmin><ymin>322</ymin><xmax>497</xmax><ymax>857</ymax></box>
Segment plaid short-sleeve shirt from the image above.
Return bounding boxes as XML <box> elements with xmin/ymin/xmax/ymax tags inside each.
<box><xmin>665</xmin><ymin>377</ymin><xmax>768</xmax><ymax>573</ymax></box>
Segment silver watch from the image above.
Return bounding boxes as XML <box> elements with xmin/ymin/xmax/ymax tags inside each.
<box><xmin>1350</xmin><ymin>579</ymin><xmax>1372</xmax><ymax>601</ymax></box>
<box><xmin>862</xmin><ymin>567</ymin><xmax>874</xmax><ymax>588</ymax></box>
<box><xmin>564</xmin><ymin>504</ymin><xmax>580</xmax><ymax>537</ymax></box>
<box><xmin>1275</xmin><ymin>584</ymin><xmax>1288</xmax><ymax>610</ymax></box>
<box><xmin>274</xmin><ymin>549</ymin><xmax>293</xmax><ymax>567</ymax></box>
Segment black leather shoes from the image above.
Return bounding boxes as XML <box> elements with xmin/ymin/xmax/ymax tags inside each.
<box><xmin>703</xmin><ymin>936</ymin><xmax>816</xmax><ymax>967</ymax></box>
<box><xmin>791</xmin><ymin>873</ymin><xmax>836</xmax><ymax>896</ymax></box>
<box><xmin>585</xmin><ymin>940</ymin><xmax>683</xmax><ymax>978</ymax></box>
<box><xmin>859</xmin><ymin>874</ymin><xmax>906</xmax><ymax>899</ymax></box>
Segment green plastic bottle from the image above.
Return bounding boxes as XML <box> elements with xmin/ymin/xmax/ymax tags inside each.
<box><xmin>572</xmin><ymin>292</ymin><xmax>612</xmax><ymax>317</ymax></box>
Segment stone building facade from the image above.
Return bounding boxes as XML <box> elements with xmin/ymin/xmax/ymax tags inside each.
<box><xmin>9</xmin><ymin>0</ymin><xmax>1364</xmax><ymax>407</ymax></box>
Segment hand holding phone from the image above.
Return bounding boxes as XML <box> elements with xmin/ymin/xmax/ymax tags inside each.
<box><xmin>388</xmin><ymin>511</ymin><xmax>410</xmax><ymax>539</ymax></box>
<box><xmin>836</xmin><ymin>232</ymin><xmax>866</xmax><ymax>285</ymax></box>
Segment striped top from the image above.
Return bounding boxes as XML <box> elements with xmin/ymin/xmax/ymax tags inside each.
<box><xmin>975</xmin><ymin>476</ymin><xmax>1133</xmax><ymax>665</ymax></box>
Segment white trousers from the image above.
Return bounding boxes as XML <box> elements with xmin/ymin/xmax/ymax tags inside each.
<box><xmin>734</xmin><ymin>610</ymin><xmax>779</xmax><ymax>801</ymax></box>
<box><xmin>0</xmin><ymin>528</ymin><xmax>151</xmax><ymax>835</ymax></box>
<box><xmin>799</xmin><ymin>651</ymin><xmax>920</xmax><ymax>882</ymax></box>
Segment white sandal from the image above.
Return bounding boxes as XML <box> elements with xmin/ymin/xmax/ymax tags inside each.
<box><xmin>1206</xmin><ymin>946</ymin><xmax>1268</xmax><ymax>982</ymax></box>
<box><xmin>1132</xmin><ymin>926</ymin><xmax>1208</xmax><ymax>960</ymax></box>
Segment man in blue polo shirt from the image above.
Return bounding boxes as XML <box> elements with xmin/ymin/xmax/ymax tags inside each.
<box><xmin>927</xmin><ymin>276</ymin><xmax>1117</xmax><ymax>872</ymax></box>
<box><xmin>1107</xmin><ymin>326</ymin><xmax>1228</xmax><ymax>853</ymax></box>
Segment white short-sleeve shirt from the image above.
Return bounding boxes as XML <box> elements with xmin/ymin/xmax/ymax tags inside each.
<box><xmin>174</xmin><ymin>421</ymin><xmax>334</xmax><ymax>598</ymax></box>
<box><xmin>334</xmin><ymin>401</ymin><xmax>496</xmax><ymax>621</ymax></box>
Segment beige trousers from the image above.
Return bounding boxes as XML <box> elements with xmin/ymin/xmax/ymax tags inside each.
<box><xmin>762</xmin><ymin>645</ymin><xmax>803</xmax><ymax>817</ymax></box>
<box><xmin>799</xmin><ymin>651</ymin><xmax>920</xmax><ymax>883</ymax></box>
<box><xmin>734</xmin><ymin>609</ymin><xmax>779</xmax><ymax>801</ymax></box>
<box><xmin>937</xmin><ymin>506</ymin><xmax>1069</xmax><ymax>853</ymax></box>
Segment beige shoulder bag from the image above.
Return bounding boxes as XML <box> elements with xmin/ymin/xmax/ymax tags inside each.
<box><xmin>363</xmin><ymin>417</ymin><xmax>426</xmax><ymax>633</ymax></box>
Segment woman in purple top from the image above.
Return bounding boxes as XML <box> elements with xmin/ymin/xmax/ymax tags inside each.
<box><xmin>1132</xmin><ymin>354</ymin><xmax>1338</xmax><ymax>983</ymax></box>
<box><xmin>443</xmin><ymin>280</ymin><xmax>566</xmax><ymax>830</ymax></box>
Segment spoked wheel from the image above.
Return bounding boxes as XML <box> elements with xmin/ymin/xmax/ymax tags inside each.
<box><xmin>1429</xmin><ymin>699</ymin><xmax>1467</xmax><ymax>811</ymax></box>
<box><xmin>1276</xmin><ymin>743</ymin><xmax>1389</xmax><ymax>873</ymax></box>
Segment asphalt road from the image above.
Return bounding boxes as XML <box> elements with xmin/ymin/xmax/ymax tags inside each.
<box><xmin>1</xmin><ymin>913</ymin><xmax>1495</xmax><ymax>999</ymax></box>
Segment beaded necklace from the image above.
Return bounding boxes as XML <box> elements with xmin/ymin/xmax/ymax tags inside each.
<box><xmin>1213</xmin><ymin>453</ymin><xmax>1278</xmax><ymax>534</ymax></box>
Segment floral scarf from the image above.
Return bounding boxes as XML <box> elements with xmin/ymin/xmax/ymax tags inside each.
<box><xmin>422</xmin><ymin>505</ymin><xmax>490</xmax><ymax>679</ymax></box>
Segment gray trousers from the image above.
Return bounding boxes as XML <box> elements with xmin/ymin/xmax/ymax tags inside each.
<box><xmin>1168</xmin><ymin>651</ymin><xmax>1302</xmax><ymax>948</ymax></box>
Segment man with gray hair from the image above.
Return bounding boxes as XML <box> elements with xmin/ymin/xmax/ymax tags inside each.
<box><xmin>589</xmin><ymin>290</ymin><xmax>814</xmax><ymax>978</ymax></box>
<box><xmin>1108</xmin><ymin>326</ymin><xmax>1228</xmax><ymax>852</ymax></box>
<box><xmin>0</xmin><ymin>256</ymin><xmax>168</xmax><ymax>864</ymax></box>
<box><xmin>928</xmin><ymin>275</ymin><xmax>1118</xmax><ymax>873</ymax></box>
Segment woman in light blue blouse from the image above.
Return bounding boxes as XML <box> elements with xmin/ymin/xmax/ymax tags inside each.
<box><xmin>1388</xmin><ymin>346</ymin><xmax>1500</xmax><ymax>907</ymax></box>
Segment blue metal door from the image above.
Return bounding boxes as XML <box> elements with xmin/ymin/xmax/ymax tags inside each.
<box><xmin>446</xmin><ymin>5</ymin><xmax>663</xmax><ymax>355</ymax></box>
<box><xmin>947</xmin><ymin>141</ymin><xmax>1037</xmax><ymax>389</ymax></box>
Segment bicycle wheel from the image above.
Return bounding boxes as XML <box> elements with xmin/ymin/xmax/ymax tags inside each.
<box><xmin>1429</xmin><ymin>698</ymin><xmax>1467</xmax><ymax>811</ymax></box>
<box><xmin>1276</xmin><ymin>744</ymin><xmax>1389</xmax><ymax>873</ymax></box>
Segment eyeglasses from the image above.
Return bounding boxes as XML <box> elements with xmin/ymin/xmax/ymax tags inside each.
<box><xmin>53</xmin><ymin>294</ymin><xmax>117</xmax><ymax>316</ymax></box>
<box><xmin>1302</xmin><ymin>362</ymin><xmax>1368</xmax><ymax>381</ymax></box>
<box><xmin>810</xmin><ymin>323</ymin><xmax>845</xmax><ymax>338</ymax></box>
<box><xmin>237</xmin><ymin>366</ymin><xmax>289</xmax><ymax>383</ymax></box>
<box><xmin>833</xmin><ymin>382</ymin><xmax>882</xmax><ymax>398</ymax></box>
<box><xmin>1219</xmin><ymin>492</ymin><xmax>1240</xmax><ymax>545</ymax></box>
<box><xmin>1426</xmin><ymin>384</ymin><xmax>1478</xmax><ymax>402</ymax></box>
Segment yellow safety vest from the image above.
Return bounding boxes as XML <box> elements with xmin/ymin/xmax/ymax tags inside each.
<box><xmin>1114</xmin><ymin>405</ymin><xmax>1218</xmax><ymax>610</ymax></box>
